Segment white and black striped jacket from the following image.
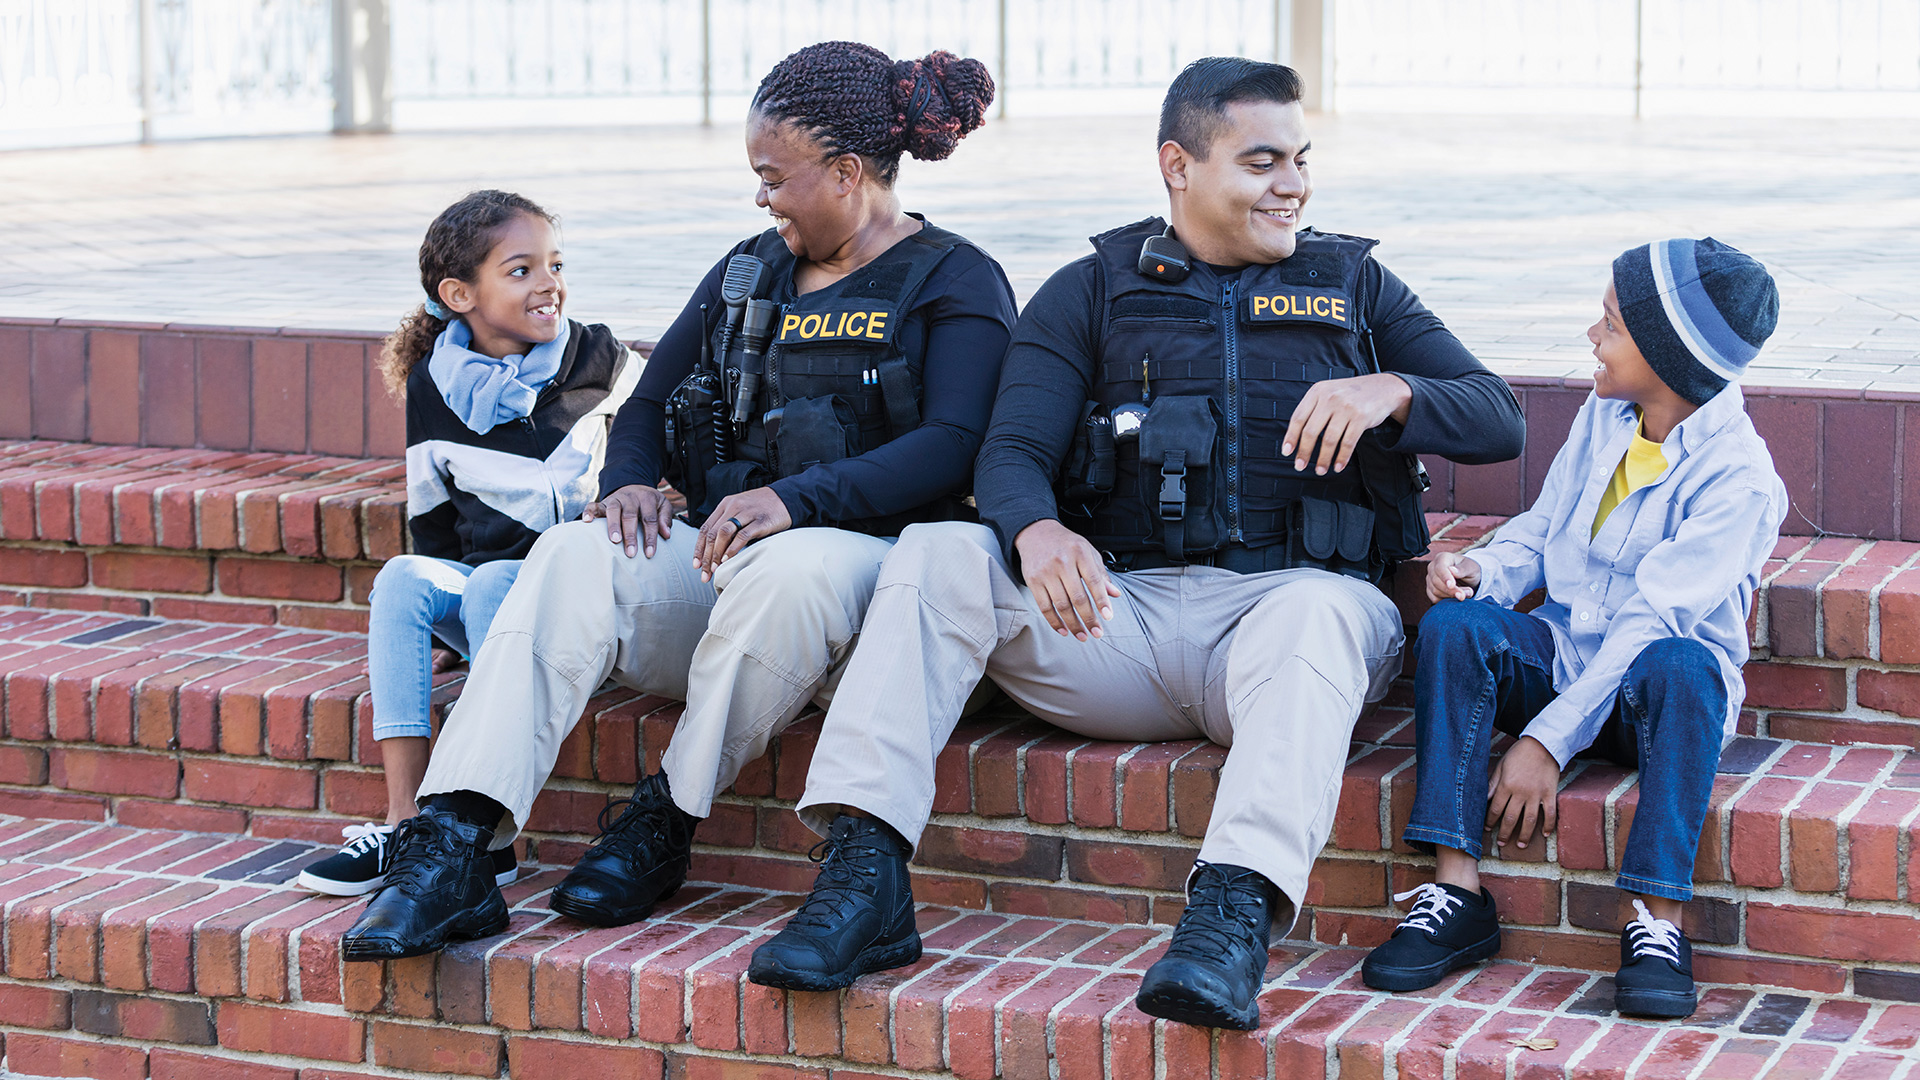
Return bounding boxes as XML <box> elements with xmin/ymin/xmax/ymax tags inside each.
<box><xmin>405</xmin><ymin>320</ymin><xmax>639</xmax><ymax>564</ymax></box>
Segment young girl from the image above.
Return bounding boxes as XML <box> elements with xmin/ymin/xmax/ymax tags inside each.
<box><xmin>298</xmin><ymin>189</ymin><xmax>638</xmax><ymax>895</ymax></box>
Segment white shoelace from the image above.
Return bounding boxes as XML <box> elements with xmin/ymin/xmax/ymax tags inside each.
<box><xmin>339</xmin><ymin>821</ymin><xmax>393</xmax><ymax>858</ymax></box>
<box><xmin>1392</xmin><ymin>882</ymin><xmax>1464</xmax><ymax>934</ymax></box>
<box><xmin>1625</xmin><ymin>899</ymin><xmax>1683</xmax><ymax>964</ymax></box>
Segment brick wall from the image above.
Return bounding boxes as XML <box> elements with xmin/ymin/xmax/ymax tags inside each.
<box><xmin>4</xmin><ymin>317</ymin><xmax>1911</xmax><ymax>538</ymax></box>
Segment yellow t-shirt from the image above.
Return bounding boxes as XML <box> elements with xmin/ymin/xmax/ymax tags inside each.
<box><xmin>1593</xmin><ymin>411</ymin><xmax>1668</xmax><ymax>537</ymax></box>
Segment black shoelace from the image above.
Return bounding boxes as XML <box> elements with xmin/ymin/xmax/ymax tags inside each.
<box><xmin>380</xmin><ymin>814</ymin><xmax>454</xmax><ymax>898</ymax></box>
<box><xmin>593</xmin><ymin>794</ymin><xmax>677</xmax><ymax>860</ymax></box>
<box><xmin>786</xmin><ymin>830</ymin><xmax>888</xmax><ymax>932</ymax></box>
<box><xmin>1165</xmin><ymin>861</ymin><xmax>1269</xmax><ymax>963</ymax></box>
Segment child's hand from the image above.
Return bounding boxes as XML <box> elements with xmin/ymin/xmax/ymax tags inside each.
<box><xmin>583</xmin><ymin>484</ymin><xmax>676</xmax><ymax>559</ymax></box>
<box><xmin>1426</xmin><ymin>552</ymin><xmax>1481</xmax><ymax>604</ymax></box>
<box><xmin>429</xmin><ymin>648</ymin><xmax>461</xmax><ymax>674</ymax></box>
<box><xmin>1487</xmin><ymin>735</ymin><xmax>1560</xmax><ymax>851</ymax></box>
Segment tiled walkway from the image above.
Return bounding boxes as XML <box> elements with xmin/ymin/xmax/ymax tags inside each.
<box><xmin>10</xmin><ymin>113</ymin><xmax>1920</xmax><ymax>388</ymax></box>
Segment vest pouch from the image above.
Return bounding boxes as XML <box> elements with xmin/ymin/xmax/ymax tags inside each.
<box><xmin>1291</xmin><ymin>496</ymin><xmax>1377</xmax><ymax>580</ymax></box>
<box><xmin>688</xmin><ymin>460</ymin><xmax>769</xmax><ymax>525</ymax></box>
<box><xmin>1354</xmin><ymin>435</ymin><xmax>1432</xmax><ymax>563</ymax></box>
<box><xmin>1060</xmin><ymin>400</ymin><xmax>1117</xmax><ymax>505</ymax></box>
<box><xmin>771</xmin><ymin>394</ymin><xmax>860</xmax><ymax>479</ymax></box>
<box><xmin>1137</xmin><ymin>395</ymin><xmax>1225</xmax><ymax>559</ymax></box>
<box><xmin>665</xmin><ymin>368</ymin><xmax>728</xmax><ymax>515</ymax></box>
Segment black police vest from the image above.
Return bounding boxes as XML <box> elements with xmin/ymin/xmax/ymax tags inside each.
<box><xmin>1067</xmin><ymin>217</ymin><xmax>1393</xmax><ymax>578</ymax></box>
<box><xmin>667</xmin><ymin>220</ymin><xmax>972</xmax><ymax>533</ymax></box>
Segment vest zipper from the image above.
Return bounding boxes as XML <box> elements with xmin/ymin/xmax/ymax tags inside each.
<box><xmin>1222</xmin><ymin>279</ymin><xmax>1243</xmax><ymax>542</ymax></box>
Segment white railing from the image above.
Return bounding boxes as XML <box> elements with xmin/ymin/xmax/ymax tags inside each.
<box><xmin>0</xmin><ymin>0</ymin><xmax>331</xmax><ymax>148</ymax></box>
<box><xmin>390</xmin><ymin>0</ymin><xmax>1287</xmax><ymax>127</ymax></box>
<box><xmin>1337</xmin><ymin>0</ymin><xmax>1920</xmax><ymax>116</ymax></box>
<box><xmin>3</xmin><ymin>0</ymin><xmax>1916</xmax><ymax>149</ymax></box>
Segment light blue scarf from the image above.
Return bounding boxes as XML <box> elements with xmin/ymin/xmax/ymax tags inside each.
<box><xmin>427</xmin><ymin>317</ymin><xmax>570</xmax><ymax>434</ymax></box>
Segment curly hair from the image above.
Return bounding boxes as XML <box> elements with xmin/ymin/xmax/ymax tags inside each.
<box><xmin>751</xmin><ymin>41</ymin><xmax>994</xmax><ymax>185</ymax></box>
<box><xmin>378</xmin><ymin>189</ymin><xmax>558</xmax><ymax>398</ymax></box>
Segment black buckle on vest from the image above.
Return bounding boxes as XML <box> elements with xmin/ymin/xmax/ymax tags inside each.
<box><xmin>1158</xmin><ymin>451</ymin><xmax>1187</xmax><ymax>520</ymax></box>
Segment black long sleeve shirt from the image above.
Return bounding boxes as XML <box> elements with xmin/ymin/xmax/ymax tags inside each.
<box><xmin>599</xmin><ymin>233</ymin><xmax>1018</xmax><ymax>527</ymax></box>
<box><xmin>974</xmin><ymin>253</ymin><xmax>1527</xmax><ymax>558</ymax></box>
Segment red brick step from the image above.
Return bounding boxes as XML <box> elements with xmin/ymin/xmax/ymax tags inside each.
<box><xmin>1</xmin><ymin>813</ymin><xmax>1916</xmax><ymax>1080</ymax></box>
<box><xmin>4</xmin><ymin>606</ymin><xmax>1920</xmax><ymax>1000</ymax></box>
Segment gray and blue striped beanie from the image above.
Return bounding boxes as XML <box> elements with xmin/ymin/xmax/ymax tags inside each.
<box><xmin>1612</xmin><ymin>238</ymin><xmax>1779</xmax><ymax>406</ymax></box>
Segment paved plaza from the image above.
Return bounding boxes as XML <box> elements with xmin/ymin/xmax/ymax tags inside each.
<box><xmin>6</xmin><ymin>111</ymin><xmax>1919</xmax><ymax>387</ymax></box>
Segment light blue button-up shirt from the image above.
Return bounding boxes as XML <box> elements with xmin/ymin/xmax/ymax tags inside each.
<box><xmin>1463</xmin><ymin>384</ymin><xmax>1787</xmax><ymax>766</ymax></box>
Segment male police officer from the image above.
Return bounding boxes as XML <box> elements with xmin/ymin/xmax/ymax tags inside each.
<box><xmin>744</xmin><ymin>57</ymin><xmax>1526</xmax><ymax>1029</ymax></box>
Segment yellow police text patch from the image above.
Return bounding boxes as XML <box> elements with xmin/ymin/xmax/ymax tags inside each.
<box><xmin>1245</xmin><ymin>287</ymin><xmax>1351</xmax><ymax>329</ymax></box>
<box><xmin>777</xmin><ymin>306</ymin><xmax>897</xmax><ymax>345</ymax></box>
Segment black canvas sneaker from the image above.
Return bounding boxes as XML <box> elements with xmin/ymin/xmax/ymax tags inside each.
<box><xmin>1613</xmin><ymin>899</ymin><xmax>1696</xmax><ymax>1018</ymax></box>
<box><xmin>297</xmin><ymin>823</ymin><xmax>395</xmax><ymax>896</ymax></box>
<box><xmin>1361</xmin><ymin>882</ymin><xmax>1502</xmax><ymax>991</ymax></box>
<box><xmin>298</xmin><ymin>822</ymin><xmax>519</xmax><ymax>897</ymax></box>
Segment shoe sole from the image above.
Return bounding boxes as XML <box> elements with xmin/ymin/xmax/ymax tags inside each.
<box><xmin>747</xmin><ymin>930</ymin><xmax>923</xmax><ymax>992</ymax></box>
<box><xmin>340</xmin><ymin>894</ymin><xmax>511</xmax><ymax>962</ymax></box>
<box><xmin>1361</xmin><ymin>929</ymin><xmax>1503</xmax><ymax>992</ymax></box>
<box><xmin>297</xmin><ymin>870</ymin><xmax>385</xmax><ymax>897</ymax></box>
<box><xmin>301</xmin><ymin>867</ymin><xmax>512</xmax><ymax>898</ymax></box>
<box><xmin>1134</xmin><ymin>984</ymin><xmax>1259</xmax><ymax>1031</ymax></box>
<box><xmin>1615</xmin><ymin>985</ymin><xmax>1697</xmax><ymax>1019</ymax></box>
<box><xmin>549</xmin><ymin>877</ymin><xmax>683</xmax><ymax>928</ymax></box>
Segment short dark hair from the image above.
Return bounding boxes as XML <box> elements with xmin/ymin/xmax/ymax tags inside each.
<box><xmin>1157</xmin><ymin>57</ymin><xmax>1303</xmax><ymax>159</ymax></box>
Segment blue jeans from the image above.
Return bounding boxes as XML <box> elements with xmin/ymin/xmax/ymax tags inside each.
<box><xmin>367</xmin><ymin>555</ymin><xmax>521</xmax><ymax>740</ymax></box>
<box><xmin>1401</xmin><ymin>601</ymin><xmax>1726</xmax><ymax>901</ymax></box>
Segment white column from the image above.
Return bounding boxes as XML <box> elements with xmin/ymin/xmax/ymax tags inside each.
<box><xmin>1289</xmin><ymin>0</ymin><xmax>1335</xmax><ymax>114</ymax></box>
<box><xmin>332</xmin><ymin>0</ymin><xmax>392</xmax><ymax>133</ymax></box>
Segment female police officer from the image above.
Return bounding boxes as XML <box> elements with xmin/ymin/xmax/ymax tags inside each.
<box><xmin>342</xmin><ymin>42</ymin><xmax>1015</xmax><ymax>959</ymax></box>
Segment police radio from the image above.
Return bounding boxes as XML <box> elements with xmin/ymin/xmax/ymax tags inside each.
<box><xmin>1137</xmin><ymin>224</ymin><xmax>1191</xmax><ymax>283</ymax></box>
<box><xmin>729</xmin><ymin>298</ymin><xmax>779</xmax><ymax>435</ymax></box>
<box><xmin>715</xmin><ymin>254</ymin><xmax>774</xmax><ymax>433</ymax></box>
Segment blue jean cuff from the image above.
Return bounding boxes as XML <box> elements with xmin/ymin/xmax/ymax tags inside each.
<box><xmin>1615</xmin><ymin>873</ymin><xmax>1694</xmax><ymax>903</ymax></box>
<box><xmin>371</xmin><ymin>724</ymin><xmax>434</xmax><ymax>741</ymax></box>
<box><xmin>1401</xmin><ymin>825</ymin><xmax>1484</xmax><ymax>861</ymax></box>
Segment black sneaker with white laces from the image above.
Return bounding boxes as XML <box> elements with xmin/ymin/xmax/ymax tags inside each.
<box><xmin>1361</xmin><ymin>881</ymin><xmax>1502</xmax><ymax>991</ymax></box>
<box><xmin>1614</xmin><ymin>899</ymin><xmax>1696</xmax><ymax>1018</ymax></box>
<box><xmin>297</xmin><ymin>823</ymin><xmax>394</xmax><ymax>896</ymax></box>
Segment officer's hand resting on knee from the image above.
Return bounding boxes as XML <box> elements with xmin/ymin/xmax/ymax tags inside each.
<box><xmin>693</xmin><ymin>487</ymin><xmax>793</xmax><ymax>581</ymax></box>
<box><xmin>1487</xmin><ymin>735</ymin><xmax>1559</xmax><ymax>852</ymax></box>
<box><xmin>1281</xmin><ymin>373</ymin><xmax>1413</xmax><ymax>476</ymax></box>
<box><xmin>1425</xmin><ymin>552</ymin><xmax>1482</xmax><ymax>603</ymax></box>
<box><xmin>583</xmin><ymin>484</ymin><xmax>676</xmax><ymax>559</ymax></box>
<box><xmin>1015</xmin><ymin>519</ymin><xmax>1121</xmax><ymax>642</ymax></box>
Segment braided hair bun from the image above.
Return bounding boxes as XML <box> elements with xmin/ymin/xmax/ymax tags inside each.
<box><xmin>753</xmin><ymin>41</ymin><xmax>994</xmax><ymax>185</ymax></box>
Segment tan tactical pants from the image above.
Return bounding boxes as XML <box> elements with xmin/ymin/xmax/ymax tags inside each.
<box><xmin>796</xmin><ymin>521</ymin><xmax>1404</xmax><ymax>932</ymax></box>
<box><xmin>419</xmin><ymin>520</ymin><xmax>895</xmax><ymax>841</ymax></box>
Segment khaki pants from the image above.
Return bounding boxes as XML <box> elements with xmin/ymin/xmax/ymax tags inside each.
<box><xmin>419</xmin><ymin>520</ymin><xmax>895</xmax><ymax>841</ymax></box>
<box><xmin>796</xmin><ymin>521</ymin><xmax>1404</xmax><ymax>932</ymax></box>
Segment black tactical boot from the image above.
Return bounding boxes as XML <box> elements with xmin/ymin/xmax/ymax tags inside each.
<box><xmin>341</xmin><ymin>806</ymin><xmax>509</xmax><ymax>961</ymax></box>
<box><xmin>1135</xmin><ymin>862</ymin><xmax>1277</xmax><ymax>1030</ymax></box>
<box><xmin>1361</xmin><ymin>881</ymin><xmax>1502</xmax><ymax>991</ymax></box>
<box><xmin>747</xmin><ymin>814</ymin><xmax>920</xmax><ymax>991</ymax></box>
<box><xmin>551</xmin><ymin>770</ymin><xmax>699</xmax><ymax>926</ymax></box>
<box><xmin>1613</xmin><ymin>899</ymin><xmax>1697</xmax><ymax>1018</ymax></box>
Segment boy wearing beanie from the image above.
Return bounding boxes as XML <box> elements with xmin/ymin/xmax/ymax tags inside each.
<box><xmin>1361</xmin><ymin>239</ymin><xmax>1788</xmax><ymax>1018</ymax></box>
